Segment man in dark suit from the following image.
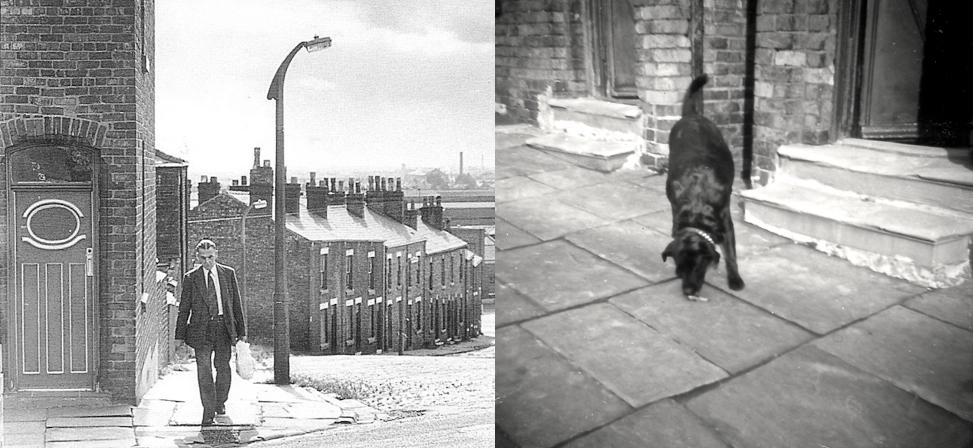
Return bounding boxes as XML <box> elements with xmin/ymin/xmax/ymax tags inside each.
<box><xmin>175</xmin><ymin>239</ymin><xmax>247</xmax><ymax>426</ymax></box>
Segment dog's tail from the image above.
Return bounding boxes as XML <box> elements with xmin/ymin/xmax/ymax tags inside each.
<box><xmin>681</xmin><ymin>74</ymin><xmax>708</xmax><ymax>117</ymax></box>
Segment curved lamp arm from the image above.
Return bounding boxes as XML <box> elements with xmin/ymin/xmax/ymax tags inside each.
<box><xmin>266</xmin><ymin>42</ymin><xmax>306</xmax><ymax>101</ymax></box>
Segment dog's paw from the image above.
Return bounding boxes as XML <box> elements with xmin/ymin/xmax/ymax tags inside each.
<box><xmin>687</xmin><ymin>294</ymin><xmax>709</xmax><ymax>302</ymax></box>
<box><xmin>728</xmin><ymin>276</ymin><xmax>745</xmax><ymax>291</ymax></box>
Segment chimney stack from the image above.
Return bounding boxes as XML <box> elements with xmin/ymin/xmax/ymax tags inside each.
<box><xmin>197</xmin><ymin>175</ymin><xmax>220</xmax><ymax>206</ymax></box>
<box><xmin>366</xmin><ymin>175</ymin><xmax>385</xmax><ymax>214</ymax></box>
<box><xmin>306</xmin><ymin>174</ymin><xmax>329</xmax><ymax>218</ymax></box>
<box><xmin>403</xmin><ymin>200</ymin><xmax>419</xmax><ymax>229</ymax></box>
<box><xmin>284</xmin><ymin>179</ymin><xmax>301</xmax><ymax>215</ymax></box>
<box><xmin>384</xmin><ymin>177</ymin><xmax>404</xmax><ymax>223</ymax></box>
<box><xmin>419</xmin><ymin>195</ymin><xmax>445</xmax><ymax>230</ymax></box>
<box><xmin>346</xmin><ymin>178</ymin><xmax>365</xmax><ymax>217</ymax></box>
<box><xmin>460</xmin><ymin>151</ymin><xmax>464</xmax><ymax>176</ymax></box>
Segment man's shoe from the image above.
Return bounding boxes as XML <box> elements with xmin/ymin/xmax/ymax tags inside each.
<box><xmin>216</xmin><ymin>405</ymin><xmax>226</xmax><ymax>415</ymax></box>
<box><xmin>201</xmin><ymin>417</ymin><xmax>215</xmax><ymax>426</ymax></box>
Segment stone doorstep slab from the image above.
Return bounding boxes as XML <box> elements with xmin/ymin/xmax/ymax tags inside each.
<box><xmin>46</xmin><ymin>404</ymin><xmax>134</xmax><ymax>418</ymax></box>
<box><xmin>2</xmin><ymin>407</ymin><xmax>47</xmax><ymax>422</ymax></box>
<box><xmin>3</xmin><ymin>420</ymin><xmax>46</xmax><ymax>435</ymax></box>
<box><xmin>46</xmin><ymin>416</ymin><xmax>133</xmax><ymax>427</ymax></box>
<box><xmin>47</xmin><ymin>440</ymin><xmax>136</xmax><ymax>448</ymax></box>
<box><xmin>548</xmin><ymin>97</ymin><xmax>642</xmax><ymax>120</ymax></box>
<box><xmin>743</xmin><ymin>177</ymin><xmax>973</xmax><ymax>247</ymax></box>
<box><xmin>528</xmin><ymin>134</ymin><xmax>636</xmax><ymax>173</ymax></box>
<box><xmin>2</xmin><ymin>431</ymin><xmax>45</xmax><ymax>446</ymax></box>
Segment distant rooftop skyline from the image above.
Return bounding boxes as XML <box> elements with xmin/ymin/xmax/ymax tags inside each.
<box><xmin>156</xmin><ymin>0</ymin><xmax>494</xmax><ymax>181</ymax></box>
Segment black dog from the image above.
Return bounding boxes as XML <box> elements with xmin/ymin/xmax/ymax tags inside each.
<box><xmin>662</xmin><ymin>74</ymin><xmax>744</xmax><ymax>300</ymax></box>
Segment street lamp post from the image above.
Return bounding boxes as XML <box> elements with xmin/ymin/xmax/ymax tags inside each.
<box><xmin>266</xmin><ymin>35</ymin><xmax>331</xmax><ymax>385</ymax></box>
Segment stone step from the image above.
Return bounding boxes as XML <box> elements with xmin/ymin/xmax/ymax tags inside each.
<box><xmin>741</xmin><ymin>176</ymin><xmax>973</xmax><ymax>287</ymax></box>
<box><xmin>543</xmin><ymin>97</ymin><xmax>643</xmax><ymax>141</ymax></box>
<box><xmin>526</xmin><ymin>133</ymin><xmax>637</xmax><ymax>173</ymax></box>
<box><xmin>778</xmin><ymin>140</ymin><xmax>973</xmax><ymax>215</ymax></box>
<box><xmin>4</xmin><ymin>390</ymin><xmax>115</xmax><ymax>410</ymax></box>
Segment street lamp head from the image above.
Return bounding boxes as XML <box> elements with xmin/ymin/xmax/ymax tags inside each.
<box><xmin>305</xmin><ymin>36</ymin><xmax>332</xmax><ymax>52</ymax></box>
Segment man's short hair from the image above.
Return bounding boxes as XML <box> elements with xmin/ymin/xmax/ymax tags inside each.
<box><xmin>195</xmin><ymin>239</ymin><xmax>217</xmax><ymax>252</ymax></box>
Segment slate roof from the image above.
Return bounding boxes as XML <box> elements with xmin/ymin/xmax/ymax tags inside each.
<box><xmin>221</xmin><ymin>191</ymin><xmax>467</xmax><ymax>253</ymax></box>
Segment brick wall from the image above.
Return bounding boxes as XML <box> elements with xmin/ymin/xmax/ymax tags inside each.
<box><xmin>0</xmin><ymin>0</ymin><xmax>157</xmax><ymax>403</ymax></box>
<box><xmin>495</xmin><ymin>0</ymin><xmax>587</xmax><ymax>124</ymax></box>
<box><xmin>752</xmin><ymin>0</ymin><xmax>837</xmax><ymax>179</ymax></box>
<box><xmin>703</xmin><ymin>0</ymin><xmax>747</xmax><ymax>167</ymax></box>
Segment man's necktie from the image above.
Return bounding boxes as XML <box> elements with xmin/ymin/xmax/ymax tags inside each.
<box><xmin>206</xmin><ymin>270</ymin><xmax>215</xmax><ymax>295</ymax></box>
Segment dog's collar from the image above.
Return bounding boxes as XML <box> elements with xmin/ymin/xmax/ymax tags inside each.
<box><xmin>683</xmin><ymin>227</ymin><xmax>716</xmax><ymax>248</ymax></box>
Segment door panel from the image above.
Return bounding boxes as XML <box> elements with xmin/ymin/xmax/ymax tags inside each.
<box><xmin>859</xmin><ymin>0</ymin><xmax>926</xmax><ymax>139</ymax></box>
<box><xmin>14</xmin><ymin>190</ymin><xmax>94</xmax><ymax>389</ymax></box>
<box><xmin>592</xmin><ymin>0</ymin><xmax>638</xmax><ymax>99</ymax></box>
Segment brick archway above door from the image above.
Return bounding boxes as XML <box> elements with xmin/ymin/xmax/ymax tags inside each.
<box><xmin>0</xmin><ymin>116</ymin><xmax>109</xmax><ymax>152</ymax></box>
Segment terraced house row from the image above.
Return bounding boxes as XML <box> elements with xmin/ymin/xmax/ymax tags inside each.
<box><xmin>189</xmin><ymin>150</ymin><xmax>485</xmax><ymax>355</ymax></box>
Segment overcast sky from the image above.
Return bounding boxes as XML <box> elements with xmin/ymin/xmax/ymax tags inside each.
<box><xmin>156</xmin><ymin>0</ymin><xmax>494</xmax><ymax>182</ymax></box>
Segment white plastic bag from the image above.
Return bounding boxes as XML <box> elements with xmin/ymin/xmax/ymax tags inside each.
<box><xmin>235</xmin><ymin>340</ymin><xmax>255</xmax><ymax>380</ymax></box>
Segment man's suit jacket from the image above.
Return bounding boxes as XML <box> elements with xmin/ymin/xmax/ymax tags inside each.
<box><xmin>175</xmin><ymin>264</ymin><xmax>247</xmax><ymax>349</ymax></box>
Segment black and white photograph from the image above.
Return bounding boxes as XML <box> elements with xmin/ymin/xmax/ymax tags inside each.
<box><xmin>495</xmin><ymin>0</ymin><xmax>973</xmax><ymax>447</ymax></box>
<box><xmin>0</xmin><ymin>1</ymin><xmax>494</xmax><ymax>446</ymax></box>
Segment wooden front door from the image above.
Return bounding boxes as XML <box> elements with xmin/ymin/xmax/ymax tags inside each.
<box><xmin>591</xmin><ymin>0</ymin><xmax>638</xmax><ymax>99</ymax></box>
<box><xmin>848</xmin><ymin>0</ymin><xmax>972</xmax><ymax>145</ymax></box>
<box><xmin>13</xmin><ymin>190</ymin><xmax>95</xmax><ymax>390</ymax></box>
<box><xmin>7</xmin><ymin>145</ymin><xmax>97</xmax><ymax>390</ymax></box>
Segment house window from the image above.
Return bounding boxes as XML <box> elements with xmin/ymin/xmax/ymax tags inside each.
<box><xmin>370</xmin><ymin>303</ymin><xmax>377</xmax><ymax>338</ymax></box>
<box><xmin>416</xmin><ymin>255</ymin><xmax>421</xmax><ymax>284</ymax></box>
<box><xmin>369</xmin><ymin>253</ymin><xmax>376</xmax><ymax>290</ymax></box>
<box><xmin>397</xmin><ymin>255</ymin><xmax>402</xmax><ymax>287</ymax></box>
<box><xmin>321</xmin><ymin>309</ymin><xmax>328</xmax><ymax>346</ymax></box>
<box><xmin>441</xmin><ymin>255</ymin><xmax>446</xmax><ymax>286</ymax></box>
<box><xmin>346</xmin><ymin>254</ymin><xmax>353</xmax><ymax>288</ymax></box>
<box><xmin>320</xmin><ymin>253</ymin><xmax>328</xmax><ymax>289</ymax></box>
<box><xmin>417</xmin><ymin>299</ymin><xmax>423</xmax><ymax>332</ymax></box>
<box><xmin>451</xmin><ymin>254</ymin><xmax>455</xmax><ymax>283</ymax></box>
<box><xmin>386</xmin><ymin>261</ymin><xmax>392</xmax><ymax>292</ymax></box>
<box><xmin>428</xmin><ymin>260</ymin><xmax>434</xmax><ymax>290</ymax></box>
<box><xmin>405</xmin><ymin>257</ymin><xmax>411</xmax><ymax>289</ymax></box>
<box><xmin>460</xmin><ymin>257</ymin><xmax>465</xmax><ymax>282</ymax></box>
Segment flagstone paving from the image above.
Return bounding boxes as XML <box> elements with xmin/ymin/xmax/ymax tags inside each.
<box><xmin>2</xmin><ymin>363</ymin><xmax>379</xmax><ymax>447</ymax></box>
<box><xmin>495</xmin><ymin>124</ymin><xmax>973</xmax><ymax>447</ymax></box>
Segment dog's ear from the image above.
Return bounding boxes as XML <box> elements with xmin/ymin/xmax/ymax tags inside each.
<box><xmin>661</xmin><ymin>240</ymin><xmax>679</xmax><ymax>262</ymax></box>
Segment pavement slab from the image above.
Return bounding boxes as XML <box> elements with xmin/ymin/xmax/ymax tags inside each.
<box><xmin>607</xmin><ymin>169</ymin><xmax>665</xmax><ymax>190</ymax></box>
<box><xmin>3</xmin><ymin>420</ymin><xmax>46</xmax><ymax>435</ymax></box>
<box><xmin>496</xmin><ymin>326</ymin><xmax>631</xmax><ymax>448</ymax></box>
<box><xmin>496</xmin><ymin>281</ymin><xmax>545</xmax><ymax>327</ymax></box>
<box><xmin>3</xmin><ymin>431</ymin><xmax>45</xmax><ymax>447</ymax></box>
<box><xmin>3</xmin><ymin>407</ymin><xmax>47</xmax><ymax>422</ymax></box>
<box><xmin>497</xmin><ymin>145</ymin><xmax>573</xmax><ymax>178</ymax></box>
<box><xmin>565</xmin><ymin>220</ymin><xmax>677</xmax><ymax>283</ymax></box>
<box><xmin>523</xmin><ymin>303</ymin><xmax>727</xmax><ymax>407</ymax></box>
<box><xmin>686</xmin><ymin>345</ymin><xmax>973</xmax><ymax>448</ymax></box>
<box><xmin>498</xmin><ymin>240</ymin><xmax>649</xmax><ymax>311</ymax></box>
<box><xmin>563</xmin><ymin>399</ymin><xmax>730</xmax><ymax>448</ymax></box>
<box><xmin>554</xmin><ymin>182</ymin><xmax>669</xmax><ymax>221</ymax></box>
<box><xmin>497</xmin><ymin>176</ymin><xmax>557</xmax><ymax>203</ymax></box>
<box><xmin>815</xmin><ymin>305</ymin><xmax>973</xmax><ymax>422</ymax></box>
<box><xmin>133</xmin><ymin>400</ymin><xmax>177</xmax><ymax>427</ymax></box>
<box><xmin>527</xmin><ymin>166</ymin><xmax>610</xmax><ymax>190</ymax></box>
<box><xmin>904</xmin><ymin>281</ymin><xmax>973</xmax><ymax>331</ymax></box>
<box><xmin>612</xmin><ymin>282</ymin><xmax>814</xmax><ymax>373</ymax></box>
<box><xmin>46</xmin><ymin>416</ymin><xmax>133</xmax><ymax>427</ymax></box>
<box><xmin>734</xmin><ymin>245</ymin><xmax>924</xmax><ymax>334</ymax></box>
<box><xmin>45</xmin><ymin>427</ymin><xmax>135</xmax><ymax>443</ymax></box>
<box><xmin>287</xmin><ymin>401</ymin><xmax>343</xmax><ymax>420</ymax></box>
<box><xmin>47</xmin><ymin>440</ymin><xmax>135</xmax><ymax>448</ymax></box>
<box><xmin>632</xmin><ymin>210</ymin><xmax>671</xmax><ymax>236</ymax></box>
<box><xmin>496</xmin><ymin>218</ymin><xmax>541</xmax><ymax>250</ymax></box>
<box><xmin>499</xmin><ymin>196</ymin><xmax>609</xmax><ymax>241</ymax></box>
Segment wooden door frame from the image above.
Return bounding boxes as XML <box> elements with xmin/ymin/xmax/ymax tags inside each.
<box><xmin>832</xmin><ymin>0</ymin><xmax>867</xmax><ymax>142</ymax></box>
<box><xmin>581</xmin><ymin>0</ymin><xmax>639</xmax><ymax>100</ymax></box>
<box><xmin>4</xmin><ymin>143</ymin><xmax>101</xmax><ymax>392</ymax></box>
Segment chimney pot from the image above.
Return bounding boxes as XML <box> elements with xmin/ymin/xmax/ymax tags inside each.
<box><xmin>210</xmin><ymin>176</ymin><xmax>218</xmax><ymax>183</ymax></box>
<box><xmin>263</xmin><ymin>160</ymin><xmax>271</xmax><ymax>168</ymax></box>
<box><xmin>396</xmin><ymin>177</ymin><xmax>402</xmax><ymax>191</ymax></box>
<box><xmin>290</xmin><ymin>176</ymin><xmax>297</xmax><ymax>184</ymax></box>
<box><xmin>367</xmin><ymin>176</ymin><xmax>374</xmax><ymax>191</ymax></box>
<box><xmin>253</xmin><ymin>147</ymin><xmax>261</xmax><ymax>168</ymax></box>
<box><xmin>232</xmin><ymin>179</ymin><xmax>239</xmax><ymax>186</ymax></box>
<box><xmin>310</xmin><ymin>172</ymin><xmax>316</xmax><ymax>185</ymax></box>
<box><xmin>200</xmin><ymin>175</ymin><xmax>208</xmax><ymax>182</ymax></box>
<box><xmin>338</xmin><ymin>180</ymin><xmax>344</xmax><ymax>191</ymax></box>
<box><xmin>241</xmin><ymin>175</ymin><xmax>248</xmax><ymax>186</ymax></box>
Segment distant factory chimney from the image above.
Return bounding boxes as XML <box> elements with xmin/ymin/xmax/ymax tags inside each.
<box><xmin>459</xmin><ymin>151</ymin><xmax>464</xmax><ymax>176</ymax></box>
